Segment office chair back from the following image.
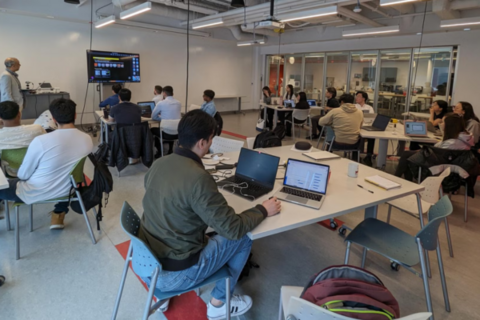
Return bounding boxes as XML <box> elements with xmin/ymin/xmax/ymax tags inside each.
<box><xmin>71</xmin><ymin>157</ymin><xmax>87</xmax><ymax>184</ymax></box>
<box><xmin>160</xmin><ymin>119</ymin><xmax>180</xmax><ymax>136</ymax></box>
<box><xmin>120</xmin><ymin>202</ymin><xmax>161</xmax><ymax>277</ymax></box>
<box><xmin>416</xmin><ymin>196</ymin><xmax>453</xmax><ymax>251</ymax></box>
<box><xmin>1</xmin><ymin>147</ymin><xmax>28</xmax><ymax>170</ymax></box>
<box><xmin>419</xmin><ymin>167</ymin><xmax>451</xmax><ymax>204</ymax></box>
<box><xmin>292</xmin><ymin>109</ymin><xmax>309</xmax><ymax>122</ymax></box>
<box><xmin>210</xmin><ymin>136</ymin><xmax>244</xmax><ymax>154</ymax></box>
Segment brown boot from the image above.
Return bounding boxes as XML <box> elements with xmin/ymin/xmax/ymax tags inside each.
<box><xmin>50</xmin><ymin>212</ymin><xmax>66</xmax><ymax>230</ymax></box>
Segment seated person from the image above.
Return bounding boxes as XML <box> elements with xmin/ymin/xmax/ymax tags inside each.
<box><xmin>409</xmin><ymin>100</ymin><xmax>449</xmax><ymax>151</ymax></box>
<box><xmin>99</xmin><ymin>83</ymin><xmax>122</xmax><ymax>109</ymax></box>
<box><xmin>307</xmin><ymin>87</ymin><xmax>339</xmax><ymax>139</ymax></box>
<box><xmin>34</xmin><ymin>109</ymin><xmax>57</xmax><ymax>132</ymax></box>
<box><xmin>108</xmin><ymin>88</ymin><xmax>141</xmax><ymax>124</ymax></box>
<box><xmin>355</xmin><ymin>91</ymin><xmax>375</xmax><ymax>166</ymax></box>
<box><xmin>0</xmin><ymin>98</ymin><xmax>93</xmax><ymax>229</ymax></box>
<box><xmin>395</xmin><ymin>113</ymin><xmax>474</xmax><ymax>181</ymax></box>
<box><xmin>0</xmin><ymin>101</ymin><xmax>46</xmax><ymax>176</ymax></box>
<box><xmin>200</xmin><ymin>89</ymin><xmax>217</xmax><ymax>117</ymax></box>
<box><xmin>285</xmin><ymin>92</ymin><xmax>310</xmax><ymax>137</ymax></box>
<box><xmin>151</xmin><ymin>86</ymin><xmax>181</xmax><ymax>157</ymax></box>
<box><xmin>453</xmin><ymin>101</ymin><xmax>480</xmax><ymax>145</ymax></box>
<box><xmin>152</xmin><ymin>85</ymin><xmax>163</xmax><ymax>105</ymax></box>
<box><xmin>318</xmin><ymin>93</ymin><xmax>363</xmax><ymax>159</ymax></box>
<box><xmin>138</xmin><ymin>109</ymin><xmax>281</xmax><ymax>317</ymax></box>
<box><xmin>261</xmin><ymin>86</ymin><xmax>275</xmax><ymax>130</ymax></box>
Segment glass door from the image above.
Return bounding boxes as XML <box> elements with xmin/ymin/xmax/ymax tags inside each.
<box><xmin>265</xmin><ymin>55</ymin><xmax>284</xmax><ymax>97</ymax></box>
<box><xmin>303</xmin><ymin>53</ymin><xmax>324</xmax><ymax>103</ymax></box>
<box><xmin>283</xmin><ymin>55</ymin><xmax>304</xmax><ymax>98</ymax></box>
<box><xmin>325</xmin><ymin>52</ymin><xmax>349</xmax><ymax>106</ymax></box>
<box><xmin>350</xmin><ymin>51</ymin><xmax>378</xmax><ymax>107</ymax></box>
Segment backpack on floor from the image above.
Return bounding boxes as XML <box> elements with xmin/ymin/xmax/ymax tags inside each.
<box><xmin>301</xmin><ymin>265</ymin><xmax>400</xmax><ymax>320</ymax></box>
<box><xmin>70</xmin><ymin>144</ymin><xmax>113</xmax><ymax>230</ymax></box>
<box><xmin>272</xmin><ymin>123</ymin><xmax>286</xmax><ymax>140</ymax></box>
<box><xmin>253</xmin><ymin>130</ymin><xmax>282</xmax><ymax>149</ymax></box>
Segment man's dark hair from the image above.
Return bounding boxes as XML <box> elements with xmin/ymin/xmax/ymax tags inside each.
<box><xmin>154</xmin><ymin>85</ymin><xmax>162</xmax><ymax>94</ymax></box>
<box><xmin>356</xmin><ymin>91</ymin><xmax>368</xmax><ymax>102</ymax></box>
<box><xmin>326</xmin><ymin>87</ymin><xmax>337</xmax><ymax>98</ymax></box>
<box><xmin>49</xmin><ymin>98</ymin><xmax>76</xmax><ymax>124</ymax></box>
<box><xmin>163</xmin><ymin>86</ymin><xmax>174</xmax><ymax>96</ymax></box>
<box><xmin>178</xmin><ymin>109</ymin><xmax>217</xmax><ymax>149</ymax></box>
<box><xmin>112</xmin><ymin>83</ymin><xmax>122</xmax><ymax>94</ymax></box>
<box><xmin>297</xmin><ymin>92</ymin><xmax>307</xmax><ymax>102</ymax></box>
<box><xmin>204</xmin><ymin>89</ymin><xmax>215</xmax><ymax>100</ymax></box>
<box><xmin>339</xmin><ymin>94</ymin><xmax>355</xmax><ymax>104</ymax></box>
<box><xmin>118</xmin><ymin>88</ymin><xmax>132</xmax><ymax>102</ymax></box>
<box><xmin>0</xmin><ymin>101</ymin><xmax>20</xmax><ymax>120</ymax></box>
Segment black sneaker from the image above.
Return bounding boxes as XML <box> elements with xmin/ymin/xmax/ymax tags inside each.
<box><xmin>363</xmin><ymin>156</ymin><xmax>373</xmax><ymax>167</ymax></box>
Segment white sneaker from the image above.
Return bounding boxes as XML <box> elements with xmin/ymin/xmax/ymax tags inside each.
<box><xmin>207</xmin><ymin>295</ymin><xmax>252</xmax><ymax>320</ymax></box>
<box><xmin>156</xmin><ymin>299</ymin><xmax>170</xmax><ymax>312</ymax></box>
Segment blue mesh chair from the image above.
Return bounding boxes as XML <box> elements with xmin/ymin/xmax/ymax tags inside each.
<box><xmin>316</xmin><ymin>126</ymin><xmax>362</xmax><ymax>162</ymax></box>
<box><xmin>344</xmin><ymin>196</ymin><xmax>453</xmax><ymax>320</ymax></box>
<box><xmin>112</xmin><ymin>202</ymin><xmax>233</xmax><ymax>320</ymax></box>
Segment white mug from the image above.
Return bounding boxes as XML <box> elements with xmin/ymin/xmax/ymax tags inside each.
<box><xmin>348</xmin><ymin>162</ymin><xmax>359</xmax><ymax>178</ymax></box>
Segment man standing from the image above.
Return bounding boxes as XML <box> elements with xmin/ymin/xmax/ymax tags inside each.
<box><xmin>139</xmin><ymin>110</ymin><xmax>281</xmax><ymax>317</ymax></box>
<box><xmin>307</xmin><ymin>87</ymin><xmax>339</xmax><ymax>140</ymax></box>
<box><xmin>99</xmin><ymin>83</ymin><xmax>122</xmax><ymax>109</ymax></box>
<box><xmin>200</xmin><ymin>89</ymin><xmax>217</xmax><ymax>117</ymax></box>
<box><xmin>0</xmin><ymin>58</ymin><xmax>23</xmax><ymax>108</ymax></box>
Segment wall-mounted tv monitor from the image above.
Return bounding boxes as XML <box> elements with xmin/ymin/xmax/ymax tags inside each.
<box><xmin>87</xmin><ymin>50</ymin><xmax>141</xmax><ymax>83</ymax></box>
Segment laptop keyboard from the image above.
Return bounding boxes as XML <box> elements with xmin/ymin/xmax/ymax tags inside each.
<box><xmin>281</xmin><ymin>187</ymin><xmax>323</xmax><ymax>201</ymax></box>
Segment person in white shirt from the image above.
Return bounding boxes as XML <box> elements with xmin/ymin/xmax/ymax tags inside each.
<box><xmin>355</xmin><ymin>91</ymin><xmax>375</xmax><ymax>166</ymax></box>
<box><xmin>0</xmin><ymin>101</ymin><xmax>46</xmax><ymax>176</ymax></box>
<box><xmin>0</xmin><ymin>57</ymin><xmax>23</xmax><ymax>108</ymax></box>
<box><xmin>152</xmin><ymin>85</ymin><xmax>163</xmax><ymax>106</ymax></box>
<box><xmin>151</xmin><ymin>86</ymin><xmax>182</xmax><ymax>157</ymax></box>
<box><xmin>0</xmin><ymin>98</ymin><xmax>93</xmax><ymax>230</ymax></box>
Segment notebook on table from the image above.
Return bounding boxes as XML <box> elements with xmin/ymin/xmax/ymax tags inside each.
<box><xmin>365</xmin><ymin>175</ymin><xmax>401</xmax><ymax>190</ymax></box>
<box><xmin>303</xmin><ymin>151</ymin><xmax>340</xmax><ymax>161</ymax></box>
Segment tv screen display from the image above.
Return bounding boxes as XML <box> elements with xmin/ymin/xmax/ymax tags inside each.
<box><xmin>87</xmin><ymin>50</ymin><xmax>140</xmax><ymax>83</ymax></box>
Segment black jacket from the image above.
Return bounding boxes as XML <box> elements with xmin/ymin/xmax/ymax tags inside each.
<box><xmin>109</xmin><ymin>122</ymin><xmax>154</xmax><ymax>172</ymax></box>
<box><xmin>407</xmin><ymin>146</ymin><xmax>480</xmax><ymax>197</ymax></box>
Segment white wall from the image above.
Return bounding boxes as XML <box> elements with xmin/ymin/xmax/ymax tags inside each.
<box><xmin>0</xmin><ymin>13</ymin><xmax>254</xmax><ymax>123</ymax></box>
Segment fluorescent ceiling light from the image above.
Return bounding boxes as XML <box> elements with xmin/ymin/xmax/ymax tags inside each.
<box><xmin>120</xmin><ymin>2</ymin><xmax>152</xmax><ymax>20</ymax></box>
<box><xmin>95</xmin><ymin>15</ymin><xmax>116</xmax><ymax>28</ymax></box>
<box><xmin>380</xmin><ymin>0</ymin><xmax>418</xmax><ymax>6</ymax></box>
<box><xmin>440</xmin><ymin>17</ymin><xmax>480</xmax><ymax>28</ymax></box>
<box><xmin>237</xmin><ymin>39</ymin><xmax>265</xmax><ymax>46</ymax></box>
<box><xmin>277</xmin><ymin>6</ymin><xmax>337</xmax><ymax>23</ymax></box>
<box><xmin>343</xmin><ymin>25</ymin><xmax>400</xmax><ymax>37</ymax></box>
<box><xmin>192</xmin><ymin>17</ymin><xmax>223</xmax><ymax>29</ymax></box>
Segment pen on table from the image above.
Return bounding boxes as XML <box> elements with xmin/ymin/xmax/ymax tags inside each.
<box><xmin>357</xmin><ymin>184</ymin><xmax>374</xmax><ymax>194</ymax></box>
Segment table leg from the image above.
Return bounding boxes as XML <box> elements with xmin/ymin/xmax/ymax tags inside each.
<box><xmin>364</xmin><ymin>205</ymin><xmax>378</xmax><ymax>219</ymax></box>
<box><xmin>273</xmin><ymin>110</ymin><xmax>278</xmax><ymax>130</ymax></box>
<box><xmin>263</xmin><ymin>107</ymin><xmax>267</xmax><ymax>130</ymax></box>
<box><xmin>397</xmin><ymin>141</ymin><xmax>406</xmax><ymax>157</ymax></box>
<box><xmin>376</xmin><ymin>139</ymin><xmax>388</xmax><ymax>169</ymax></box>
<box><xmin>105</xmin><ymin>122</ymin><xmax>109</xmax><ymax>144</ymax></box>
<box><xmin>236</xmin><ymin>97</ymin><xmax>244</xmax><ymax>115</ymax></box>
<box><xmin>100</xmin><ymin>119</ymin><xmax>104</xmax><ymax>144</ymax></box>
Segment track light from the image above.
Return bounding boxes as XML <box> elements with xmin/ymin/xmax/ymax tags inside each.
<box><xmin>237</xmin><ymin>39</ymin><xmax>265</xmax><ymax>46</ymax></box>
<box><xmin>192</xmin><ymin>17</ymin><xmax>224</xmax><ymax>29</ymax></box>
<box><xmin>380</xmin><ymin>0</ymin><xmax>419</xmax><ymax>6</ymax></box>
<box><xmin>120</xmin><ymin>2</ymin><xmax>152</xmax><ymax>20</ymax></box>
<box><xmin>95</xmin><ymin>15</ymin><xmax>116</xmax><ymax>28</ymax></box>
<box><xmin>343</xmin><ymin>25</ymin><xmax>400</xmax><ymax>37</ymax></box>
<box><xmin>231</xmin><ymin>0</ymin><xmax>245</xmax><ymax>8</ymax></box>
<box><xmin>440</xmin><ymin>17</ymin><xmax>480</xmax><ymax>28</ymax></box>
<box><xmin>277</xmin><ymin>6</ymin><xmax>338</xmax><ymax>23</ymax></box>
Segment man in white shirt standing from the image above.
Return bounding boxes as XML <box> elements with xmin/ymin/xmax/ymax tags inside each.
<box><xmin>152</xmin><ymin>85</ymin><xmax>163</xmax><ymax>106</ymax></box>
<box><xmin>0</xmin><ymin>98</ymin><xmax>93</xmax><ymax>230</ymax></box>
<box><xmin>355</xmin><ymin>91</ymin><xmax>375</xmax><ymax>166</ymax></box>
<box><xmin>0</xmin><ymin>57</ymin><xmax>24</xmax><ymax>108</ymax></box>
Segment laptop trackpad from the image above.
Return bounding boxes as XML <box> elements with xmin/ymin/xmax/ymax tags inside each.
<box><xmin>286</xmin><ymin>195</ymin><xmax>309</xmax><ymax>204</ymax></box>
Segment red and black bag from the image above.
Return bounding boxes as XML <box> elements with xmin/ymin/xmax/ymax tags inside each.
<box><xmin>301</xmin><ymin>265</ymin><xmax>400</xmax><ymax>320</ymax></box>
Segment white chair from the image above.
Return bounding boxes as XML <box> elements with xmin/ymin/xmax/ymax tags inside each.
<box><xmin>284</xmin><ymin>109</ymin><xmax>311</xmax><ymax>141</ymax></box>
<box><xmin>246</xmin><ymin>137</ymin><xmax>255</xmax><ymax>149</ymax></box>
<box><xmin>210</xmin><ymin>136</ymin><xmax>244</xmax><ymax>154</ymax></box>
<box><xmin>188</xmin><ymin>104</ymin><xmax>201</xmax><ymax>112</ymax></box>
<box><xmin>278</xmin><ymin>286</ymin><xmax>432</xmax><ymax>320</ymax></box>
<box><xmin>386</xmin><ymin>167</ymin><xmax>454</xmax><ymax>257</ymax></box>
<box><xmin>159</xmin><ymin>119</ymin><xmax>180</xmax><ymax>157</ymax></box>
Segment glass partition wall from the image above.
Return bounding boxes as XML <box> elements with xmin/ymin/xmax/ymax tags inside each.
<box><xmin>265</xmin><ymin>46</ymin><xmax>455</xmax><ymax>118</ymax></box>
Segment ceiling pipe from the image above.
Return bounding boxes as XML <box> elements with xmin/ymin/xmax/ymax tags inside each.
<box><xmin>450</xmin><ymin>0</ymin><xmax>480</xmax><ymax>10</ymax></box>
<box><xmin>361</xmin><ymin>3</ymin><xmax>392</xmax><ymax>18</ymax></box>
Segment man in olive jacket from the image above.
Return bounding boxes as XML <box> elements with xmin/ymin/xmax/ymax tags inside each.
<box><xmin>139</xmin><ymin>109</ymin><xmax>281</xmax><ymax>319</ymax></box>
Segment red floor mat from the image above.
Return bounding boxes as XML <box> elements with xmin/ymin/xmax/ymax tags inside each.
<box><xmin>222</xmin><ymin>130</ymin><xmax>247</xmax><ymax>140</ymax></box>
<box><xmin>318</xmin><ymin>218</ymin><xmax>345</xmax><ymax>230</ymax></box>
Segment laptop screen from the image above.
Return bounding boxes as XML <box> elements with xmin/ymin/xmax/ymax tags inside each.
<box><xmin>284</xmin><ymin>100</ymin><xmax>295</xmax><ymax>108</ymax></box>
<box><xmin>307</xmin><ymin>100</ymin><xmax>316</xmax><ymax>107</ymax></box>
<box><xmin>236</xmin><ymin>148</ymin><xmax>280</xmax><ymax>189</ymax></box>
<box><xmin>405</xmin><ymin>121</ymin><xmax>427</xmax><ymax>135</ymax></box>
<box><xmin>137</xmin><ymin>101</ymin><xmax>155</xmax><ymax>111</ymax></box>
<box><xmin>372</xmin><ymin>114</ymin><xmax>391</xmax><ymax>130</ymax></box>
<box><xmin>283</xmin><ymin>159</ymin><xmax>329</xmax><ymax>194</ymax></box>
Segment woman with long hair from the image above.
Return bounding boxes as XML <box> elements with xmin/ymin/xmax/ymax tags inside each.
<box><xmin>284</xmin><ymin>84</ymin><xmax>294</xmax><ymax>101</ymax></box>
<box><xmin>284</xmin><ymin>92</ymin><xmax>310</xmax><ymax>136</ymax></box>
<box><xmin>454</xmin><ymin>101</ymin><xmax>480</xmax><ymax>145</ymax></box>
<box><xmin>261</xmin><ymin>86</ymin><xmax>275</xmax><ymax>130</ymax></box>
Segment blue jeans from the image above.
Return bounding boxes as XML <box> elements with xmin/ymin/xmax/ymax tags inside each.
<box><xmin>142</xmin><ymin>234</ymin><xmax>252</xmax><ymax>302</ymax></box>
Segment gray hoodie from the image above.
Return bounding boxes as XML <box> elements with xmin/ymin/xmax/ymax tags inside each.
<box><xmin>435</xmin><ymin>132</ymin><xmax>474</xmax><ymax>150</ymax></box>
<box><xmin>319</xmin><ymin>103</ymin><xmax>364</xmax><ymax>144</ymax></box>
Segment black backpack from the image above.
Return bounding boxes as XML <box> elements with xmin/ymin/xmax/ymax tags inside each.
<box><xmin>272</xmin><ymin>123</ymin><xmax>286</xmax><ymax>140</ymax></box>
<box><xmin>70</xmin><ymin>143</ymin><xmax>113</xmax><ymax>230</ymax></box>
<box><xmin>253</xmin><ymin>130</ymin><xmax>282</xmax><ymax>149</ymax></box>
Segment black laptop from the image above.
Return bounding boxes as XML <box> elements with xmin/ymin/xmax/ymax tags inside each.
<box><xmin>362</xmin><ymin>114</ymin><xmax>391</xmax><ymax>131</ymax></box>
<box><xmin>217</xmin><ymin>148</ymin><xmax>280</xmax><ymax>201</ymax></box>
<box><xmin>137</xmin><ymin>101</ymin><xmax>155</xmax><ymax>118</ymax></box>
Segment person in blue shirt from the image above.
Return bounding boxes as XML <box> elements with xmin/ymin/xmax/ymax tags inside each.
<box><xmin>200</xmin><ymin>89</ymin><xmax>217</xmax><ymax>117</ymax></box>
<box><xmin>99</xmin><ymin>83</ymin><xmax>122</xmax><ymax>109</ymax></box>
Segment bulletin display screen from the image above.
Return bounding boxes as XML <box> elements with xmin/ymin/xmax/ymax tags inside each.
<box><xmin>87</xmin><ymin>50</ymin><xmax>140</xmax><ymax>83</ymax></box>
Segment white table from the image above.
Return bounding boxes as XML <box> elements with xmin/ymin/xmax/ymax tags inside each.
<box><xmin>401</xmin><ymin>112</ymin><xmax>430</xmax><ymax>120</ymax></box>
<box><xmin>215</xmin><ymin>95</ymin><xmax>245</xmax><ymax>114</ymax></box>
<box><xmin>361</xmin><ymin>123</ymin><xmax>440</xmax><ymax>169</ymax></box>
<box><xmin>95</xmin><ymin>110</ymin><xmax>154</xmax><ymax>144</ymax></box>
<box><xmin>218</xmin><ymin>146</ymin><xmax>425</xmax><ymax>240</ymax></box>
<box><xmin>0</xmin><ymin>169</ymin><xmax>8</xmax><ymax>190</ymax></box>
<box><xmin>260</xmin><ymin>103</ymin><xmax>320</xmax><ymax>130</ymax></box>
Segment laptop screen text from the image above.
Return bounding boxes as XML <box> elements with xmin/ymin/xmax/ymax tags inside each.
<box><xmin>284</xmin><ymin>160</ymin><xmax>329</xmax><ymax>194</ymax></box>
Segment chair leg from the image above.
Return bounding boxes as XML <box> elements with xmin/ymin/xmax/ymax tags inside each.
<box><xmin>387</xmin><ymin>205</ymin><xmax>392</xmax><ymax>224</ymax></box>
<box><xmin>464</xmin><ymin>184</ymin><xmax>468</xmax><ymax>222</ymax></box>
<box><xmin>111</xmin><ymin>243</ymin><xmax>133</xmax><ymax>320</ymax></box>
<box><xmin>444</xmin><ymin>217</ymin><xmax>454</xmax><ymax>258</ymax></box>
<box><xmin>361</xmin><ymin>248</ymin><xmax>368</xmax><ymax>269</ymax></box>
<box><xmin>160</xmin><ymin>133</ymin><xmax>164</xmax><ymax>157</ymax></box>
<box><xmin>15</xmin><ymin>206</ymin><xmax>20</xmax><ymax>260</ymax></box>
<box><xmin>143</xmin><ymin>267</ymin><xmax>160</xmax><ymax>320</ymax></box>
<box><xmin>344</xmin><ymin>241</ymin><xmax>352</xmax><ymax>264</ymax></box>
<box><xmin>5</xmin><ymin>201</ymin><xmax>11</xmax><ymax>231</ymax></box>
<box><xmin>417</xmin><ymin>240</ymin><xmax>434</xmax><ymax>320</ymax></box>
<box><xmin>29</xmin><ymin>205</ymin><xmax>33</xmax><ymax>232</ymax></box>
<box><xmin>226</xmin><ymin>277</ymin><xmax>231</xmax><ymax>320</ymax></box>
<box><xmin>416</xmin><ymin>194</ymin><xmax>431</xmax><ymax>278</ymax></box>
<box><xmin>72</xmin><ymin>176</ymin><xmax>97</xmax><ymax>245</ymax></box>
<box><xmin>278</xmin><ymin>290</ymin><xmax>283</xmax><ymax>320</ymax></box>
<box><xmin>436</xmin><ymin>240</ymin><xmax>451</xmax><ymax>312</ymax></box>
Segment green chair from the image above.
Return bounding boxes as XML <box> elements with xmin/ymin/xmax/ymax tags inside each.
<box><xmin>1</xmin><ymin>147</ymin><xmax>28</xmax><ymax>231</ymax></box>
<box><xmin>13</xmin><ymin>157</ymin><xmax>97</xmax><ymax>260</ymax></box>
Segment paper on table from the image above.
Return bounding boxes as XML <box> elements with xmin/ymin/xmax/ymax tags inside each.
<box><xmin>303</xmin><ymin>151</ymin><xmax>340</xmax><ymax>160</ymax></box>
<box><xmin>365</xmin><ymin>175</ymin><xmax>401</xmax><ymax>190</ymax></box>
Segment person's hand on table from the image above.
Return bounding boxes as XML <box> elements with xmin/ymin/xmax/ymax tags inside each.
<box><xmin>262</xmin><ymin>197</ymin><xmax>281</xmax><ymax>217</ymax></box>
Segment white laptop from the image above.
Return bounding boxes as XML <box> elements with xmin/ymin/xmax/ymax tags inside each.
<box><xmin>274</xmin><ymin>159</ymin><xmax>330</xmax><ymax>209</ymax></box>
<box><xmin>271</xmin><ymin>97</ymin><xmax>281</xmax><ymax>105</ymax></box>
<box><xmin>404</xmin><ymin>120</ymin><xmax>428</xmax><ymax>137</ymax></box>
